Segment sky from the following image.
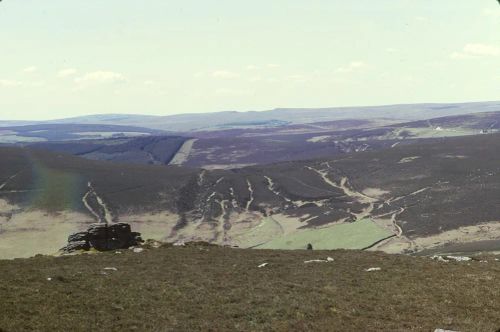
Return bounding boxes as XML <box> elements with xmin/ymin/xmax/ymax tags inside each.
<box><xmin>0</xmin><ymin>0</ymin><xmax>499</xmax><ymax>121</ymax></box>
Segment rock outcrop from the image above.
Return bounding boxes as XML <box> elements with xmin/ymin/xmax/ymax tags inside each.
<box><xmin>62</xmin><ymin>223</ymin><xmax>143</xmax><ymax>253</ymax></box>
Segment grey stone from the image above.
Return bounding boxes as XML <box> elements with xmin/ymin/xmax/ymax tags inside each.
<box><xmin>68</xmin><ymin>232</ymin><xmax>88</xmax><ymax>243</ymax></box>
<box><xmin>62</xmin><ymin>240</ymin><xmax>90</xmax><ymax>252</ymax></box>
<box><xmin>62</xmin><ymin>222</ymin><xmax>143</xmax><ymax>253</ymax></box>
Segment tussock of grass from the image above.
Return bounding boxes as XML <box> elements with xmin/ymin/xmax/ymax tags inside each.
<box><xmin>1</xmin><ymin>247</ymin><xmax>500</xmax><ymax>331</ymax></box>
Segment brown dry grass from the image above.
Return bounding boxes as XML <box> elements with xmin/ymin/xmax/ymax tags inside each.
<box><xmin>1</xmin><ymin>246</ymin><xmax>500</xmax><ymax>331</ymax></box>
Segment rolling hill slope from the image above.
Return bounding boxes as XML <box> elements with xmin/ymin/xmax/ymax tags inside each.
<box><xmin>177</xmin><ymin>110</ymin><xmax>500</xmax><ymax>168</ymax></box>
<box><xmin>1</xmin><ymin>133</ymin><xmax>500</xmax><ymax>258</ymax></box>
<box><xmin>29</xmin><ymin>135</ymin><xmax>189</xmax><ymax>165</ymax></box>
<box><xmin>0</xmin><ymin>123</ymin><xmax>165</xmax><ymax>143</ymax></box>
<box><xmin>19</xmin><ymin>110</ymin><xmax>500</xmax><ymax>169</ymax></box>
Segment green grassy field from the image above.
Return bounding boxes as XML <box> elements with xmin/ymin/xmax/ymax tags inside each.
<box><xmin>256</xmin><ymin>218</ymin><xmax>392</xmax><ymax>250</ymax></box>
<box><xmin>1</xmin><ymin>245</ymin><xmax>500</xmax><ymax>331</ymax></box>
<box><xmin>233</xmin><ymin>217</ymin><xmax>283</xmax><ymax>248</ymax></box>
<box><xmin>404</xmin><ymin>127</ymin><xmax>475</xmax><ymax>139</ymax></box>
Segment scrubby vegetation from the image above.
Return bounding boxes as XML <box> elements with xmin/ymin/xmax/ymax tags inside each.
<box><xmin>30</xmin><ymin>135</ymin><xmax>188</xmax><ymax>165</ymax></box>
<box><xmin>1</xmin><ymin>246</ymin><xmax>500</xmax><ymax>331</ymax></box>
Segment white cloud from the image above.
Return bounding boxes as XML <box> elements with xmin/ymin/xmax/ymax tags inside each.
<box><xmin>248</xmin><ymin>76</ymin><xmax>262</xmax><ymax>82</ymax></box>
<box><xmin>267</xmin><ymin>63</ymin><xmax>280</xmax><ymax>68</ymax></box>
<box><xmin>451</xmin><ymin>43</ymin><xmax>500</xmax><ymax>59</ymax></box>
<box><xmin>212</xmin><ymin>70</ymin><xmax>240</xmax><ymax>79</ymax></box>
<box><xmin>193</xmin><ymin>72</ymin><xmax>205</xmax><ymax>79</ymax></box>
<box><xmin>245</xmin><ymin>65</ymin><xmax>259</xmax><ymax>71</ymax></box>
<box><xmin>22</xmin><ymin>66</ymin><xmax>38</xmax><ymax>73</ymax></box>
<box><xmin>28</xmin><ymin>81</ymin><xmax>46</xmax><ymax>87</ymax></box>
<box><xmin>74</xmin><ymin>71</ymin><xmax>126</xmax><ymax>84</ymax></box>
<box><xmin>288</xmin><ymin>74</ymin><xmax>308</xmax><ymax>83</ymax></box>
<box><xmin>463</xmin><ymin>43</ymin><xmax>500</xmax><ymax>56</ymax></box>
<box><xmin>0</xmin><ymin>79</ymin><xmax>22</xmax><ymax>87</ymax></box>
<box><xmin>450</xmin><ymin>52</ymin><xmax>474</xmax><ymax>60</ymax></box>
<box><xmin>215</xmin><ymin>88</ymin><xmax>253</xmax><ymax>96</ymax></box>
<box><xmin>58</xmin><ymin>68</ymin><xmax>77</xmax><ymax>78</ymax></box>
<box><xmin>483</xmin><ymin>8</ymin><xmax>500</xmax><ymax>18</ymax></box>
<box><xmin>336</xmin><ymin>61</ymin><xmax>368</xmax><ymax>73</ymax></box>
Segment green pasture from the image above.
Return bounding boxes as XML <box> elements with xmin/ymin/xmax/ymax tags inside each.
<box><xmin>256</xmin><ymin>218</ymin><xmax>392</xmax><ymax>250</ymax></box>
<box><xmin>234</xmin><ymin>217</ymin><xmax>283</xmax><ymax>248</ymax></box>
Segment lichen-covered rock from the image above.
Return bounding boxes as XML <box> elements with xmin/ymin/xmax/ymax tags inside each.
<box><xmin>87</xmin><ymin>223</ymin><xmax>108</xmax><ymax>251</ymax></box>
<box><xmin>106</xmin><ymin>223</ymin><xmax>133</xmax><ymax>250</ymax></box>
<box><xmin>62</xmin><ymin>223</ymin><xmax>143</xmax><ymax>253</ymax></box>
<box><xmin>131</xmin><ymin>232</ymin><xmax>143</xmax><ymax>244</ymax></box>
<box><xmin>61</xmin><ymin>240</ymin><xmax>90</xmax><ymax>252</ymax></box>
<box><xmin>68</xmin><ymin>231</ymin><xmax>89</xmax><ymax>243</ymax></box>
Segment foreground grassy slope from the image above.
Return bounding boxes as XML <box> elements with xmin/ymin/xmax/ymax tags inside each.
<box><xmin>1</xmin><ymin>246</ymin><xmax>500</xmax><ymax>331</ymax></box>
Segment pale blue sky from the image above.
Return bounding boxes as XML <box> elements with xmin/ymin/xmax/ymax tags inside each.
<box><xmin>0</xmin><ymin>0</ymin><xmax>499</xmax><ymax>120</ymax></box>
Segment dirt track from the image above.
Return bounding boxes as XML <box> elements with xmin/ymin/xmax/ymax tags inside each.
<box><xmin>169</xmin><ymin>138</ymin><xmax>198</xmax><ymax>165</ymax></box>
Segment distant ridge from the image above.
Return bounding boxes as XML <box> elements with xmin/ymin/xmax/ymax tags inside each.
<box><xmin>2</xmin><ymin>100</ymin><xmax>499</xmax><ymax>132</ymax></box>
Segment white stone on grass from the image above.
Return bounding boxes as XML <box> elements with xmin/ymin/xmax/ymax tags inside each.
<box><xmin>304</xmin><ymin>257</ymin><xmax>334</xmax><ymax>264</ymax></box>
<box><xmin>365</xmin><ymin>267</ymin><xmax>381</xmax><ymax>272</ymax></box>
<box><xmin>103</xmin><ymin>267</ymin><xmax>118</xmax><ymax>271</ymax></box>
<box><xmin>445</xmin><ymin>256</ymin><xmax>472</xmax><ymax>262</ymax></box>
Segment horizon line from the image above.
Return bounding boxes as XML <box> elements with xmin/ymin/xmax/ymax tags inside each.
<box><xmin>2</xmin><ymin>99</ymin><xmax>499</xmax><ymax>122</ymax></box>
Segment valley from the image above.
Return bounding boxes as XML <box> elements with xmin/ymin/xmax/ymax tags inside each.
<box><xmin>2</xmin><ymin>130</ymin><xmax>500</xmax><ymax>259</ymax></box>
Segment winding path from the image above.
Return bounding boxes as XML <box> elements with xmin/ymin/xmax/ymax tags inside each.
<box><xmin>390</xmin><ymin>207</ymin><xmax>405</xmax><ymax>237</ymax></box>
<box><xmin>245</xmin><ymin>179</ymin><xmax>254</xmax><ymax>211</ymax></box>
<box><xmin>0</xmin><ymin>172</ymin><xmax>21</xmax><ymax>191</ymax></box>
<box><xmin>82</xmin><ymin>181</ymin><xmax>113</xmax><ymax>224</ymax></box>
<box><xmin>306</xmin><ymin>166</ymin><xmax>377</xmax><ymax>220</ymax></box>
<box><xmin>82</xmin><ymin>188</ymin><xmax>101</xmax><ymax>222</ymax></box>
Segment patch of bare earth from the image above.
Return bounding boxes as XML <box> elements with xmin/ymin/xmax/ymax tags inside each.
<box><xmin>0</xmin><ymin>202</ymin><xmax>94</xmax><ymax>259</ymax></box>
<box><xmin>169</xmin><ymin>138</ymin><xmax>198</xmax><ymax>165</ymax></box>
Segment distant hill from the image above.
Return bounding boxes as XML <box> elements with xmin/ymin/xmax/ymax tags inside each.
<box><xmin>173</xmin><ymin>110</ymin><xmax>500</xmax><ymax>168</ymax></box>
<box><xmin>7</xmin><ymin>110</ymin><xmax>500</xmax><ymax>168</ymax></box>
<box><xmin>4</xmin><ymin>101</ymin><xmax>499</xmax><ymax>132</ymax></box>
<box><xmin>7</xmin><ymin>105</ymin><xmax>500</xmax><ymax>168</ymax></box>
<box><xmin>0</xmin><ymin>121</ymin><xmax>38</xmax><ymax>127</ymax></box>
<box><xmin>0</xmin><ymin>123</ymin><xmax>166</xmax><ymax>144</ymax></box>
